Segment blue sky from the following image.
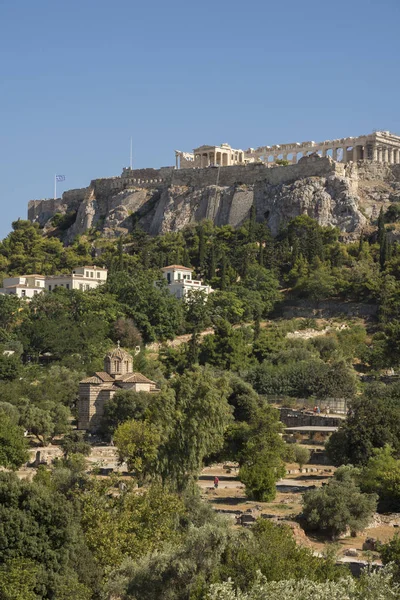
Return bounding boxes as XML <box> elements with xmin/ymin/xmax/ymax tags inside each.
<box><xmin>0</xmin><ymin>0</ymin><xmax>399</xmax><ymax>239</ymax></box>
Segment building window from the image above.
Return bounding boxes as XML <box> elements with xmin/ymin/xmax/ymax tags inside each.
<box><xmin>21</xmin><ymin>290</ymin><xmax>26</xmax><ymax>297</ymax></box>
<box><xmin>97</xmin><ymin>272</ymin><xmax>100</xmax><ymax>278</ymax></box>
<box><xmin>90</xmin><ymin>272</ymin><xmax>94</xmax><ymax>278</ymax></box>
<box><xmin>66</xmin><ymin>284</ymin><xmax>69</xmax><ymax>290</ymax></box>
<box><xmin>79</xmin><ymin>284</ymin><xmax>83</xmax><ymax>290</ymax></box>
<box><xmin>48</xmin><ymin>285</ymin><xmax>52</xmax><ymax>291</ymax></box>
<box><xmin>34</xmin><ymin>290</ymin><xmax>38</xmax><ymax>295</ymax></box>
<box><xmin>85</xmin><ymin>271</ymin><xmax>89</xmax><ymax>277</ymax></box>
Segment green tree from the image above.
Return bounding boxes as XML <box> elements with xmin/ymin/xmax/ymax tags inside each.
<box><xmin>0</xmin><ymin>559</ymin><xmax>40</xmax><ymax>600</ymax></box>
<box><xmin>114</xmin><ymin>419</ymin><xmax>161</xmax><ymax>479</ymax></box>
<box><xmin>359</xmin><ymin>445</ymin><xmax>400</xmax><ymax>511</ymax></box>
<box><xmin>292</xmin><ymin>444</ymin><xmax>311</xmax><ymax>470</ymax></box>
<box><xmin>302</xmin><ymin>469</ymin><xmax>377</xmax><ymax>539</ymax></box>
<box><xmin>60</xmin><ymin>430</ymin><xmax>91</xmax><ymax>459</ymax></box>
<box><xmin>239</xmin><ymin>405</ymin><xmax>286</xmax><ymax>501</ymax></box>
<box><xmin>0</xmin><ymin>416</ymin><xmax>28</xmax><ymax>470</ymax></box>
<box><xmin>100</xmin><ymin>389</ymin><xmax>152</xmax><ymax>438</ymax></box>
<box><xmin>326</xmin><ymin>393</ymin><xmax>400</xmax><ymax>466</ymax></box>
<box><xmin>80</xmin><ymin>481</ymin><xmax>183</xmax><ymax>571</ymax></box>
<box><xmin>0</xmin><ymin>473</ymin><xmax>98</xmax><ymax>598</ymax></box>
<box><xmin>0</xmin><ymin>294</ymin><xmax>21</xmax><ymax>331</ymax></box>
<box><xmin>208</xmin><ymin>566</ymin><xmax>400</xmax><ymax>600</ymax></box>
<box><xmin>158</xmin><ymin>366</ymin><xmax>233</xmax><ymax>489</ymax></box>
<box><xmin>0</xmin><ymin>353</ymin><xmax>22</xmax><ymax>381</ymax></box>
<box><xmin>377</xmin><ymin>206</ymin><xmax>385</xmax><ymax>244</ymax></box>
<box><xmin>380</xmin><ymin>534</ymin><xmax>400</xmax><ymax>582</ymax></box>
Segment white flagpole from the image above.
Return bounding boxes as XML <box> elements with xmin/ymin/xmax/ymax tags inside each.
<box><xmin>54</xmin><ymin>174</ymin><xmax>56</xmax><ymax>200</ymax></box>
<box><xmin>130</xmin><ymin>137</ymin><xmax>133</xmax><ymax>169</ymax></box>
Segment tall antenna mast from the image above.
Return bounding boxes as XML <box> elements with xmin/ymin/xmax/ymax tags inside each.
<box><xmin>130</xmin><ymin>136</ymin><xmax>133</xmax><ymax>169</ymax></box>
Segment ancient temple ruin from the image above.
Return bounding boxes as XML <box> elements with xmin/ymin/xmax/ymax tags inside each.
<box><xmin>175</xmin><ymin>130</ymin><xmax>400</xmax><ymax>168</ymax></box>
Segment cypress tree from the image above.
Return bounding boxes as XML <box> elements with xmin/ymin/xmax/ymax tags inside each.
<box><xmin>259</xmin><ymin>242</ymin><xmax>264</xmax><ymax>267</ymax></box>
<box><xmin>220</xmin><ymin>255</ymin><xmax>227</xmax><ymax>291</ymax></box>
<box><xmin>117</xmin><ymin>236</ymin><xmax>124</xmax><ymax>271</ymax></box>
<box><xmin>208</xmin><ymin>244</ymin><xmax>216</xmax><ymax>280</ymax></box>
<box><xmin>198</xmin><ymin>226</ymin><xmax>206</xmax><ymax>271</ymax></box>
<box><xmin>182</xmin><ymin>246</ymin><xmax>190</xmax><ymax>267</ymax></box>
<box><xmin>249</xmin><ymin>203</ymin><xmax>256</xmax><ymax>241</ymax></box>
<box><xmin>358</xmin><ymin>230</ymin><xmax>364</xmax><ymax>256</ymax></box>
<box><xmin>378</xmin><ymin>207</ymin><xmax>385</xmax><ymax>245</ymax></box>
<box><xmin>380</xmin><ymin>232</ymin><xmax>391</xmax><ymax>270</ymax></box>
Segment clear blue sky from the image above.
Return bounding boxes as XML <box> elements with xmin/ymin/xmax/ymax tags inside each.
<box><xmin>1</xmin><ymin>0</ymin><xmax>399</xmax><ymax>239</ymax></box>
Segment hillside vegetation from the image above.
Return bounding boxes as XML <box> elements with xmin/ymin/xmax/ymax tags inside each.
<box><xmin>2</xmin><ymin>212</ymin><xmax>400</xmax><ymax>598</ymax></box>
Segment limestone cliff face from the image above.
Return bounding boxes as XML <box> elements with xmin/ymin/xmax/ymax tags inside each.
<box><xmin>28</xmin><ymin>156</ymin><xmax>400</xmax><ymax>240</ymax></box>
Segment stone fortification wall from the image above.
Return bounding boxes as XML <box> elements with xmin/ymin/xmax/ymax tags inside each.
<box><xmin>27</xmin><ymin>156</ymin><xmax>400</xmax><ymax>240</ymax></box>
<box><xmin>28</xmin><ymin>186</ymin><xmax>89</xmax><ymax>226</ymax></box>
<box><xmin>171</xmin><ymin>155</ymin><xmax>339</xmax><ymax>188</ymax></box>
<box><xmin>90</xmin><ymin>158</ymin><xmax>338</xmax><ymax>197</ymax></box>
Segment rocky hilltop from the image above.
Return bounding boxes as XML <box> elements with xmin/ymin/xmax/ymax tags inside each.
<box><xmin>28</xmin><ymin>156</ymin><xmax>400</xmax><ymax>240</ymax></box>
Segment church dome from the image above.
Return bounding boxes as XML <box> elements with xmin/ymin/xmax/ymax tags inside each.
<box><xmin>104</xmin><ymin>343</ymin><xmax>133</xmax><ymax>377</ymax></box>
<box><xmin>105</xmin><ymin>346</ymin><xmax>132</xmax><ymax>361</ymax></box>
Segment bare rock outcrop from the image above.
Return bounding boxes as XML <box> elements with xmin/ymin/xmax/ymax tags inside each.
<box><xmin>28</xmin><ymin>156</ymin><xmax>400</xmax><ymax>240</ymax></box>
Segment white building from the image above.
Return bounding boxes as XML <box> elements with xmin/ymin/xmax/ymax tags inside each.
<box><xmin>161</xmin><ymin>265</ymin><xmax>212</xmax><ymax>299</ymax></box>
<box><xmin>46</xmin><ymin>266</ymin><xmax>108</xmax><ymax>292</ymax></box>
<box><xmin>0</xmin><ymin>274</ymin><xmax>46</xmax><ymax>299</ymax></box>
<box><xmin>0</xmin><ymin>267</ymin><xmax>108</xmax><ymax>298</ymax></box>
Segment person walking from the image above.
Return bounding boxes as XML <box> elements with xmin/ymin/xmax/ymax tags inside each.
<box><xmin>214</xmin><ymin>476</ymin><xmax>219</xmax><ymax>489</ymax></box>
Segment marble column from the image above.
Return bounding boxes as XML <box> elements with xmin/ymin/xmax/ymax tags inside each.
<box><xmin>383</xmin><ymin>147</ymin><xmax>389</xmax><ymax>163</ymax></box>
<box><xmin>388</xmin><ymin>148</ymin><xmax>394</xmax><ymax>164</ymax></box>
<box><xmin>373</xmin><ymin>145</ymin><xmax>378</xmax><ymax>161</ymax></box>
<box><xmin>353</xmin><ymin>146</ymin><xmax>358</xmax><ymax>162</ymax></box>
<box><xmin>377</xmin><ymin>147</ymin><xmax>382</xmax><ymax>163</ymax></box>
<box><xmin>394</xmin><ymin>149</ymin><xmax>399</xmax><ymax>164</ymax></box>
<box><xmin>331</xmin><ymin>148</ymin><xmax>337</xmax><ymax>160</ymax></box>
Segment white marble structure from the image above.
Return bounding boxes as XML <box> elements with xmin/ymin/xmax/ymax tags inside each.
<box><xmin>175</xmin><ymin>131</ymin><xmax>400</xmax><ymax>168</ymax></box>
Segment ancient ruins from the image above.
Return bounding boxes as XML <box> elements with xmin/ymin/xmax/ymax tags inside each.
<box><xmin>175</xmin><ymin>130</ymin><xmax>400</xmax><ymax>168</ymax></box>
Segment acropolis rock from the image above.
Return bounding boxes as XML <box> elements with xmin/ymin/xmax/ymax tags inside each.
<box><xmin>27</xmin><ymin>132</ymin><xmax>400</xmax><ymax>240</ymax></box>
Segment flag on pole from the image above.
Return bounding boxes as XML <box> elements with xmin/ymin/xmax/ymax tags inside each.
<box><xmin>56</xmin><ymin>175</ymin><xmax>65</xmax><ymax>182</ymax></box>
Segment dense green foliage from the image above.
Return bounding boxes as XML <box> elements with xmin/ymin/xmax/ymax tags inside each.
<box><xmin>302</xmin><ymin>467</ymin><xmax>377</xmax><ymax>539</ymax></box>
<box><xmin>207</xmin><ymin>567</ymin><xmax>400</xmax><ymax>600</ymax></box>
<box><xmin>326</xmin><ymin>385</ymin><xmax>400</xmax><ymax>466</ymax></box>
<box><xmin>3</xmin><ymin>213</ymin><xmax>400</xmax><ymax>598</ymax></box>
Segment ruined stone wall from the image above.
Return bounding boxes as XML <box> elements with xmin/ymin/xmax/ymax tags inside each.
<box><xmin>27</xmin><ymin>156</ymin><xmax>400</xmax><ymax>240</ymax></box>
<box><xmin>171</xmin><ymin>156</ymin><xmax>339</xmax><ymax>188</ymax></box>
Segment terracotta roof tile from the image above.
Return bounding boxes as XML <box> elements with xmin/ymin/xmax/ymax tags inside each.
<box><xmin>95</xmin><ymin>372</ymin><xmax>115</xmax><ymax>382</ymax></box>
<box><xmin>161</xmin><ymin>265</ymin><xmax>192</xmax><ymax>271</ymax></box>
<box><xmin>120</xmin><ymin>372</ymin><xmax>156</xmax><ymax>384</ymax></box>
<box><xmin>80</xmin><ymin>376</ymin><xmax>102</xmax><ymax>384</ymax></box>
